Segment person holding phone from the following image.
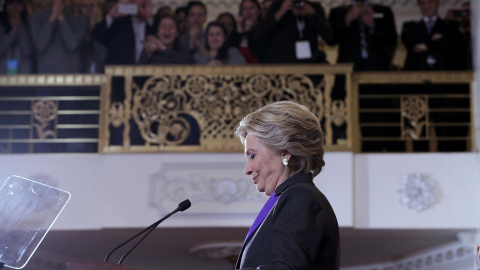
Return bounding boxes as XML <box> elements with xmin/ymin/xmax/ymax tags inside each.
<box><xmin>92</xmin><ymin>0</ymin><xmax>155</xmax><ymax>65</ymax></box>
<box><xmin>256</xmin><ymin>0</ymin><xmax>332</xmax><ymax>63</ymax></box>
<box><xmin>328</xmin><ymin>0</ymin><xmax>397</xmax><ymax>71</ymax></box>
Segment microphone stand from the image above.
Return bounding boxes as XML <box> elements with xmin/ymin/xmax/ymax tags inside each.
<box><xmin>117</xmin><ymin>209</ymin><xmax>178</xmax><ymax>265</ymax></box>
<box><xmin>104</xmin><ymin>199</ymin><xmax>191</xmax><ymax>265</ymax></box>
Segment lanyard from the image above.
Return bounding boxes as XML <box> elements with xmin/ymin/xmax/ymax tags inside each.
<box><xmin>296</xmin><ymin>17</ymin><xmax>305</xmax><ymax>40</ymax></box>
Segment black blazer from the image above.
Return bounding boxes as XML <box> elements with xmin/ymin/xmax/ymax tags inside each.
<box><xmin>401</xmin><ymin>18</ymin><xmax>462</xmax><ymax>70</ymax></box>
<box><xmin>236</xmin><ymin>173</ymin><xmax>340</xmax><ymax>270</ymax></box>
<box><xmin>328</xmin><ymin>4</ymin><xmax>397</xmax><ymax>71</ymax></box>
<box><xmin>257</xmin><ymin>0</ymin><xmax>332</xmax><ymax>63</ymax></box>
<box><xmin>92</xmin><ymin>16</ymin><xmax>155</xmax><ymax>65</ymax></box>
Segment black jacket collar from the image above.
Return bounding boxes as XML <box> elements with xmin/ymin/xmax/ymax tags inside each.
<box><xmin>275</xmin><ymin>172</ymin><xmax>314</xmax><ymax>196</ymax></box>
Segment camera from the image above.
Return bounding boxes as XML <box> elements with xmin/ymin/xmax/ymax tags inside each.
<box><xmin>293</xmin><ymin>0</ymin><xmax>305</xmax><ymax>9</ymax></box>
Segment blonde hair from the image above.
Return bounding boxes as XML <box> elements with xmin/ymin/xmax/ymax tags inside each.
<box><xmin>235</xmin><ymin>101</ymin><xmax>325</xmax><ymax>177</ymax></box>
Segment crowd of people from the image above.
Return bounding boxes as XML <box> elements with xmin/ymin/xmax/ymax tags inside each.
<box><xmin>0</xmin><ymin>0</ymin><xmax>472</xmax><ymax>74</ymax></box>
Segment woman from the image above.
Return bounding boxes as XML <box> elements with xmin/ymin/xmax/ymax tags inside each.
<box><xmin>236</xmin><ymin>0</ymin><xmax>265</xmax><ymax>63</ymax></box>
<box><xmin>0</xmin><ymin>0</ymin><xmax>34</xmax><ymax>74</ymax></box>
<box><xmin>234</xmin><ymin>101</ymin><xmax>340</xmax><ymax>269</ymax></box>
<box><xmin>217</xmin><ymin>12</ymin><xmax>241</xmax><ymax>47</ymax></box>
<box><xmin>193</xmin><ymin>21</ymin><xmax>245</xmax><ymax>65</ymax></box>
<box><xmin>140</xmin><ymin>15</ymin><xmax>194</xmax><ymax>65</ymax></box>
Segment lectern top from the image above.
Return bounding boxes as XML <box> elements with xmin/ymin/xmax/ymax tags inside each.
<box><xmin>0</xmin><ymin>175</ymin><xmax>71</xmax><ymax>269</ymax></box>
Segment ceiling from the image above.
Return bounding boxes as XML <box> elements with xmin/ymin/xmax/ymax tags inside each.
<box><xmin>24</xmin><ymin>227</ymin><xmax>472</xmax><ymax>270</ymax></box>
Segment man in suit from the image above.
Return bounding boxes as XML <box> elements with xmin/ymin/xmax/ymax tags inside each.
<box><xmin>92</xmin><ymin>0</ymin><xmax>155</xmax><ymax>65</ymax></box>
<box><xmin>401</xmin><ymin>0</ymin><xmax>462</xmax><ymax>70</ymax></box>
<box><xmin>178</xmin><ymin>1</ymin><xmax>207</xmax><ymax>51</ymax></box>
<box><xmin>256</xmin><ymin>0</ymin><xmax>332</xmax><ymax>64</ymax></box>
<box><xmin>328</xmin><ymin>0</ymin><xmax>397</xmax><ymax>71</ymax></box>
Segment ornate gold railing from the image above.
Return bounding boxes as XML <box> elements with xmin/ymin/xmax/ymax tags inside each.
<box><xmin>1</xmin><ymin>67</ymin><xmax>475</xmax><ymax>154</ymax></box>
<box><xmin>100</xmin><ymin>64</ymin><xmax>354</xmax><ymax>153</ymax></box>
<box><xmin>0</xmin><ymin>75</ymin><xmax>105</xmax><ymax>153</ymax></box>
<box><xmin>352</xmin><ymin>71</ymin><xmax>474</xmax><ymax>153</ymax></box>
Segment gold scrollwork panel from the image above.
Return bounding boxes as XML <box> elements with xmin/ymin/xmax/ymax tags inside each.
<box><xmin>101</xmin><ymin>64</ymin><xmax>353</xmax><ymax>153</ymax></box>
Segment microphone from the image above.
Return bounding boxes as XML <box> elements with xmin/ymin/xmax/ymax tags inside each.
<box><xmin>104</xmin><ymin>199</ymin><xmax>191</xmax><ymax>264</ymax></box>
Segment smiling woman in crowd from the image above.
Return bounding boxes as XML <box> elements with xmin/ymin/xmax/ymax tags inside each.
<box><xmin>193</xmin><ymin>21</ymin><xmax>245</xmax><ymax>65</ymax></box>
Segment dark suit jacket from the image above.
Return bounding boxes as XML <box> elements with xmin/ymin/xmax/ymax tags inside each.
<box><xmin>401</xmin><ymin>18</ymin><xmax>462</xmax><ymax>70</ymax></box>
<box><xmin>236</xmin><ymin>173</ymin><xmax>340</xmax><ymax>270</ymax></box>
<box><xmin>257</xmin><ymin>0</ymin><xmax>332</xmax><ymax>63</ymax></box>
<box><xmin>92</xmin><ymin>16</ymin><xmax>155</xmax><ymax>65</ymax></box>
<box><xmin>328</xmin><ymin>4</ymin><xmax>397</xmax><ymax>71</ymax></box>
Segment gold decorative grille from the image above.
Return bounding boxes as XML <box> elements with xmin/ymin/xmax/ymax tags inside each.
<box><xmin>353</xmin><ymin>71</ymin><xmax>474</xmax><ymax>153</ymax></box>
<box><xmin>0</xmin><ymin>75</ymin><xmax>105</xmax><ymax>154</ymax></box>
<box><xmin>100</xmin><ymin>64</ymin><xmax>354</xmax><ymax>153</ymax></box>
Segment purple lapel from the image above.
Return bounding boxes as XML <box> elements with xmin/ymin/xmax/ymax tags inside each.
<box><xmin>243</xmin><ymin>190</ymin><xmax>280</xmax><ymax>245</ymax></box>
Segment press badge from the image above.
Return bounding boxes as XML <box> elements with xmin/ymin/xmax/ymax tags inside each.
<box><xmin>295</xmin><ymin>41</ymin><xmax>312</xmax><ymax>60</ymax></box>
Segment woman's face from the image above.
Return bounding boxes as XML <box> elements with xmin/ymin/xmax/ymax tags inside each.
<box><xmin>241</xmin><ymin>1</ymin><xmax>259</xmax><ymax>21</ymax></box>
<box><xmin>218</xmin><ymin>15</ymin><xmax>235</xmax><ymax>36</ymax></box>
<box><xmin>6</xmin><ymin>1</ymin><xmax>24</xmax><ymax>17</ymax></box>
<box><xmin>157</xmin><ymin>17</ymin><xmax>178</xmax><ymax>47</ymax></box>
<box><xmin>244</xmin><ymin>134</ymin><xmax>286</xmax><ymax>196</ymax></box>
<box><xmin>207</xmin><ymin>25</ymin><xmax>225</xmax><ymax>51</ymax></box>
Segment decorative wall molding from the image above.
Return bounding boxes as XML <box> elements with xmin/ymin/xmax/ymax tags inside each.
<box><xmin>148</xmin><ymin>162</ymin><xmax>265</xmax><ymax>215</ymax></box>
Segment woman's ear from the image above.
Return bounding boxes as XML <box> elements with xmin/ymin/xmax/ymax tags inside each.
<box><xmin>281</xmin><ymin>151</ymin><xmax>291</xmax><ymax>161</ymax></box>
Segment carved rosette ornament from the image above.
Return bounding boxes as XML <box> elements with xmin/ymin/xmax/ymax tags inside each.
<box><xmin>397</xmin><ymin>172</ymin><xmax>437</xmax><ymax>212</ymax></box>
<box><xmin>331</xmin><ymin>100</ymin><xmax>346</xmax><ymax>127</ymax></box>
<box><xmin>401</xmin><ymin>96</ymin><xmax>427</xmax><ymax>139</ymax></box>
<box><xmin>109</xmin><ymin>102</ymin><xmax>125</xmax><ymax>128</ymax></box>
<box><xmin>32</xmin><ymin>100</ymin><xmax>57</xmax><ymax>139</ymax></box>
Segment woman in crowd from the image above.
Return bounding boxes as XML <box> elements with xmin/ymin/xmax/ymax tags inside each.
<box><xmin>0</xmin><ymin>0</ymin><xmax>34</xmax><ymax>74</ymax></box>
<box><xmin>193</xmin><ymin>21</ymin><xmax>245</xmax><ymax>65</ymax></box>
<box><xmin>217</xmin><ymin>12</ymin><xmax>241</xmax><ymax>47</ymax></box>
<box><xmin>234</xmin><ymin>101</ymin><xmax>340</xmax><ymax>269</ymax></box>
<box><xmin>140</xmin><ymin>14</ymin><xmax>194</xmax><ymax>65</ymax></box>
<box><xmin>236</xmin><ymin>0</ymin><xmax>265</xmax><ymax>63</ymax></box>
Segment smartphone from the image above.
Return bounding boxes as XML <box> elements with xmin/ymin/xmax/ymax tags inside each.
<box><xmin>117</xmin><ymin>3</ymin><xmax>138</xmax><ymax>15</ymax></box>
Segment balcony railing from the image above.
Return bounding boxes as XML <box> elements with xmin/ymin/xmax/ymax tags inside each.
<box><xmin>0</xmin><ymin>66</ymin><xmax>474</xmax><ymax>154</ymax></box>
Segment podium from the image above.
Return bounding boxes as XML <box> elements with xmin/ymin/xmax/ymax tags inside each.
<box><xmin>67</xmin><ymin>261</ymin><xmax>138</xmax><ymax>270</ymax></box>
<box><xmin>0</xmin><ymin>175</ymin><xmax>71</xmax><ymax>269</ymax></box>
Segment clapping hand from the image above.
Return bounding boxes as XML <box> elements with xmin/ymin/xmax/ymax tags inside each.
<box><xmin>50</xmin><ymin>0</ymin><xmax>68</xmax><ymax>22</ymax></box>
<box><xmin>144</xmin><ymin>35</ymin><xmax>166</xmax><ymax>55</ymax></box>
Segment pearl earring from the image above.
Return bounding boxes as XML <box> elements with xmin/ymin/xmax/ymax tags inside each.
<box><xmin>282</xmin><ymin>158</ymin><xmax>288</xmax><ymax>167</ymax></box>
